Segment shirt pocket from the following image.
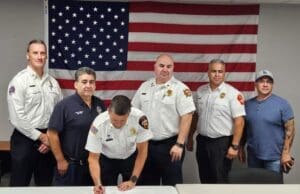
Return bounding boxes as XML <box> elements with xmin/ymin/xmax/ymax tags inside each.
<box><xmin>213</xmin><ymin>100</ymin><xmax>230</xmax><ymax>116</ymax></box>
<box><xmin>26</xmin><ymin>87</ymin><xmax>42</xmax><ymax>106</ymax></box>
<box><xmin>126</xmin><ymin>135</ymin><xmax>137</xmax><ymax>149</ymax></box>
<box><xmin>140</xmin><ymin>94</ymin><xmax>151</xmax><ymax>111</ymax></box>
<box><xmin>162</xmin><ymin>95</ymin><xmax>176</xmax><ymax>105</ymax></box>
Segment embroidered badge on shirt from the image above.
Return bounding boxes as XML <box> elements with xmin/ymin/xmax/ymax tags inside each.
<box><xmin>75</xmin><ymin>110</ymin><xmax>84</xmax><ymax>115</ymax></box>
<box><xmin>8</xmin><ymin>86</ymin><xmax>15</xmax><ymax>95</ymax></box>
<box><xmin>139</xmin><ymin>115</ymin><xmax>149</xmax><ymax>129</ymax></box>
<box><xmin>220</xmin><ymin>92</ymin><xmax>226</xmax><ymax>99</ymax></box>
<box><xmin>130</xmin><ymin>127</ymin><xmax>137</xmax><ymax>135</ymax></box>
<box><xmin>183</xmin><ymin>88</ymin><xmax>192</xmax><ymax>97</ymax></box>
<box><xmin>237</xmin><ymin>94</ymin><xmax>245</xmax><ymax>105</ymax></box>
<box><xmin>90</xmin><ymin>126</ymin><xmax>98</xmax><ymax>135</ymax></box>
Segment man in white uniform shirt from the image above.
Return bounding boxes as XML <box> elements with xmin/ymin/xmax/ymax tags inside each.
<box><xmin>86</xmin><ymin>95</ymin><xmax>152</xmax><ymax>194</ymax></box>
<box><xmin>132</xmin><ymin>54</ymin><xmax>195</xmax><ymax>185</ymax></box>
<box><xmin>187</xmin><ymin>59</ymin><xmax>245</xmax><ymax>183</ymax></box>
<box><xmin>7</xmin><ymin>39</ymin><xmax>62</xmax><ymax>186</ymax></box>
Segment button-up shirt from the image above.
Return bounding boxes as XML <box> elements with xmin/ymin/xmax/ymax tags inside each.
<box><xmin>85</xmin><ymin>107</ymin><xmax>153</xmax><ymax>159</ymax></box>
<box><xmin>196</xmin><ymin>82</ymin><xmax>246</xmax><ymax>138</ymax></box>
<box><xmin>7</xmin><ymin>66</ymin><xmax>63</xmax><ymax>140</ymax></box>
<box><xmin>132</xmin><ymin>77</ymin><xmax>196</xmax><ymax>140</ymax></box>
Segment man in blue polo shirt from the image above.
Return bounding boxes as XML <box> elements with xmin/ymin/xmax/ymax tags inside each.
<box><xmin>47</xmin><ymin>67</ymin><xmax>106</xmax><ymax>186</ymax></box>
<box><xmin>240</xmin><ymin>70</ymin><xmax>295</xmax><ymax>176</ymax></box>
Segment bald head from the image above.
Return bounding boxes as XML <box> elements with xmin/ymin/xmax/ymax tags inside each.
<box><xmin>154</xmin><ymin>54</ymin><xmax>174</xmax><ymax>84</ymax></box>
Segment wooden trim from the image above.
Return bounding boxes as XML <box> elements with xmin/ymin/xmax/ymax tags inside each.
<box><xmin>0</xmin><ymin>141</ymin><xmax>10</xmax><ymax>151</ymax></box>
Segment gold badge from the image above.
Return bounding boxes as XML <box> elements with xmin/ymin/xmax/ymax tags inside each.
<box><xmin>220</xmin><ymin>92</ymin><xmax>226</xmax><ymax>99</ymax></box>
<box><xmin>183</xmin><ymin>88</ymin><xmax>192</xmax><ymax>97</ymax></box>
<box><xmin>166</xmin><ymin>89</ymin><xmax>173</xmax><ymax>96</ymax></box>
<box><xmin>130</xmin><ymin>127</ymin><xmax>137</xmax><ymax>135</ymax></box>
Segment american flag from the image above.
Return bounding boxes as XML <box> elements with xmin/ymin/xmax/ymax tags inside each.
<box><xmin>47</xmin><ymin>0</ymin><xmax>259</xmax><ymax>106</ymax></box>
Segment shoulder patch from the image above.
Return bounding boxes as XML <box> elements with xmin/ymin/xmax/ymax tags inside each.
<box><xmin>90</xmin><ymin>125</ymin><xmax>98</xmax><ymax>135</ymax></box>
<box><xmin>183</xmin><ymin>88</ymin><xmax>192</xmax><ymax>97</ymax></box>
<box><xmin>8</xmin><ymin>86</ymin><xmax>15</xmax><ymax>95</ymax></box>
<box><xmin>139</xmin><ymin>115</ymin><xmax>149</xmax><ymax>129</ymax></box>
<box><xmin>237</xmin><ymin>94</ymin><xmax>245</xmax><ymax>105</ymax></box>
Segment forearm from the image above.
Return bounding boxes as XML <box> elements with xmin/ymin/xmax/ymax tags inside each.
<box><xmin>188</xmin><ymin>113</ymin><xmax>198</xmax><ymax>140</ymax></box>
<box><xmin>177</xmin><ymin>112</ymin><xmax>194</xmax><ymax>144</ymax></box>
<box><xmin>232</xmin><ymin>116</ymin><xmax>245</xmax><ymax>145</ymax></box>
<box><xmin>131</xmin><ymin>142</ymin><xmax>148</xmax><ymax>178</ymax></box>
<box><xmin>47</xmin><ymin>130</ymin><xmax>65</xmax><ymax>162</ymax></box>
<box><xmin>282</xmin><ymin>119</ymin><xmax>296</xmax><ymax>154</ymax></box>
<box><xmin>88</xmin><ymin>153</ymin><xmax>102</xmax><ymax>186</ymax></box>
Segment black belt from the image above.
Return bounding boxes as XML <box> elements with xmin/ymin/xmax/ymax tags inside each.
<box><xmin>36</xmin><ymin>128</ymin><xmax>47</xmax><ymax>133</ymax></box>
<box><xmin>149</xmin><ymin>135</ymin><xmax>178</xmax><ymax>145</ymax></box>
<box><xmin>66</xmin><ymin>157</ymin><xmax>88</xmax><ymax>166</ymax></box>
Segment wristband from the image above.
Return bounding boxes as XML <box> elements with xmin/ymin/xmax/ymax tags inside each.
<box><xmin>175</xmin><ymin>142</ymin><xmax>184</xmax><ymax>148</ymax></box>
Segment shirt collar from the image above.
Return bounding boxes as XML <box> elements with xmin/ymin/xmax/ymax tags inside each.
<box><xmin>208</xmin><ymin>82</ymin><xmax>225</xmax><ymax>92</ymax></box>
<box><xmin>27</xmin><ymin>65</ymin><xmax>49</xmax><ymax>80</ymax></box>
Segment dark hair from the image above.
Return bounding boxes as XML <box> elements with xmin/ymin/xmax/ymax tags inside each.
<box><xmin>109</xmin><ymin>95</ymin><xmax>131</xmax><ymax>115</ymax></box>
<box><xmin>27</xmin><ymin>39</ymin><xmax>47</xmax><ymax>52</ymax></box>
<box><xmin>75</xmin><ymin>67</ymin><xmax>96</xmax><ymax>81</ymax></box>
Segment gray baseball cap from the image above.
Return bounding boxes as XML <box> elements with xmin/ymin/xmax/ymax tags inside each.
<box><xmin>255</xmin><ymin>69</ymin><xmax>274</xmax><ymax>82</ymax></box>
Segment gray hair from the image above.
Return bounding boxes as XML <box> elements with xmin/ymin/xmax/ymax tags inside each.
<box><xmin>75</xmin><ymin>67</ymin><xmax>96</xmax><ymax>81</ymax></box>
<box><xmin>209</xmin><ymin>59</ymin><xmax>225</xmax><ymax>66</ymax></box>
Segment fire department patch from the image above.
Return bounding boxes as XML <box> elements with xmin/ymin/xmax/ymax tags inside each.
<box><xmin>139</xmin><ymin>115</ymin><xmax>149</xmax><ymax>129</ymax></box>
<box><xmin>237</xmin><ymin>94</ymin><xmax>245</xmax><ymax>105</ymax></box>
<box><xmin>183</xmin><ymin>88</ymin><xmax>192</xmax><ymax>97</ymax></box>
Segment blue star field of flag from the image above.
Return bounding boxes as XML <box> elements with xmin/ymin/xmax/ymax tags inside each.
<box><xmin>48</xmin><ymin>0</ymin><xmax>129</xmax><ymax>71</ymax></box>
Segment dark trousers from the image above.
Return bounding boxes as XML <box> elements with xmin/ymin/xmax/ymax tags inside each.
<box><xmin>54</xmin><ymin>159</ymin><xmax>92</xmax><ymax>186</ymax></box>
<box><xmin>139</xmin><ymin>135</ymin><xmax>184</xmax><ymax>186</ymax></box>
<box><xmin>10</xmin><ymin>129</ymin><xmax>55</xmax><ymax>186</ymax></box>
<box><xmin>100</xmin><ymin>152</ymin><xmax>137</xmax><ymax>185</ymax></box>
<box><xmin>196</xmin><ymin>134</ymin><xmax>232</xmax><ymax>183</ymax></box>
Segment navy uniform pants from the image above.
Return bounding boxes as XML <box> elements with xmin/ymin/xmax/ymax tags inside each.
<box><xmin>100</xmin><ymin>151</ymin><xmax>137</xmax><ymax>185</ymax></box>
<box><xmin>54</xmin><ymin>157</ymin><xmax>92</xmax><ymax>186</ymax></box>
<box><xmin>139</xmin><ymin>135</ymin><xmax>184</xmax><ymax>186</ymax></box>
<box><xmin>196</xmin><ymin>134</ymin><xmax>233</xmax><ymax>183</ymax></box>
<box><xmin>10</xmin><ymin>129</ymin><xmax>55</xmax><ymax>186</ymax></box>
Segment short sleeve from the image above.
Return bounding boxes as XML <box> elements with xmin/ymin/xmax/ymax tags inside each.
<box><xmin>230</xmin><ymin>92</ymin><xmax>246</xmax><ymax>118</ymax></box>
<box><xmin>48</xmin><ymin>102</ymin><xmax>65</xmax><ymax>132</ymax></box>
<box><xmin>85</xmin><ymin>124</ymin><xmax>102</xmax><ymax>153</ymax></box>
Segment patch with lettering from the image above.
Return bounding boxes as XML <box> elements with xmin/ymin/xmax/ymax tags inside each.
<box><xmin>183</xmin><ymin>88</ymin><xmax>192</xmax><ymax>97</ymax></box>
<box><xmin>139</xmin><ymin>115</ymin><xmax>149</xmax><ymax>129</ymax></box>
<box><xmin>237</xmin><ymin>94</ymin><xmax>245</xmax><ymax>105</ymax></box>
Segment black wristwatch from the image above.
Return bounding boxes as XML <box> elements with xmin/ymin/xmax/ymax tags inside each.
<box><xmin>130</xmin><ymin>175</ymin><xmax>138</xmax><ymax>183</ymax></box>
<box><xmin>175</xmin><ymin>142</ymin><xmax>184</xmax><ymax>149</ymax></box>
<box><xmin>231</xmin><ymin>144</ymin><xmax>239</xmax><ymax>151</ymax></box>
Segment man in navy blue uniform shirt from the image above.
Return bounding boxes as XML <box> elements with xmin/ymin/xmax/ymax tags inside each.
<box><xmin>47</xmin><ymin>67</ymin><xmax>105</xmax><ymax>186</ymax></box>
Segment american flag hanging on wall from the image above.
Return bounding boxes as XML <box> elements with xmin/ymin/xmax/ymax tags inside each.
<box><xmin>47</xmin><ymin>0</ymin><xmax>259</xmax><ymax>105</ymax></box>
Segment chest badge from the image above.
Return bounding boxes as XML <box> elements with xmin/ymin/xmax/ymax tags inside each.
<box><xmin>220</xmin><ymin>92</ymin><xmax>226</xmax><ymax>99</ymax></box>
<box><xmin>130</xmin><ymin>127</ymin><xmax>137</xmax><ymax>135</ymax></box>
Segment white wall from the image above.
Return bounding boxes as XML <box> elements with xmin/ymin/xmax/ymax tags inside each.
<box><xmin>0</xmin><ymin>0</ymin><xmax>44</xmax><ymax>141</ymax></box>
<box><xmin>0</xmin><ymin>0</ymin><xmax>299</xmax><ymax>183</ymax></box>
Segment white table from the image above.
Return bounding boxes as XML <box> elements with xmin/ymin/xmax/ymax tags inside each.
<box><xmin>176</xmin><ymin>184</ymin><xmax>300</xmax><ymax>194</ymax></box>
<box><xmin>0</xmin><ymin>186</ymin><xmax>177</xmax><ymax>194</ymax></box>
